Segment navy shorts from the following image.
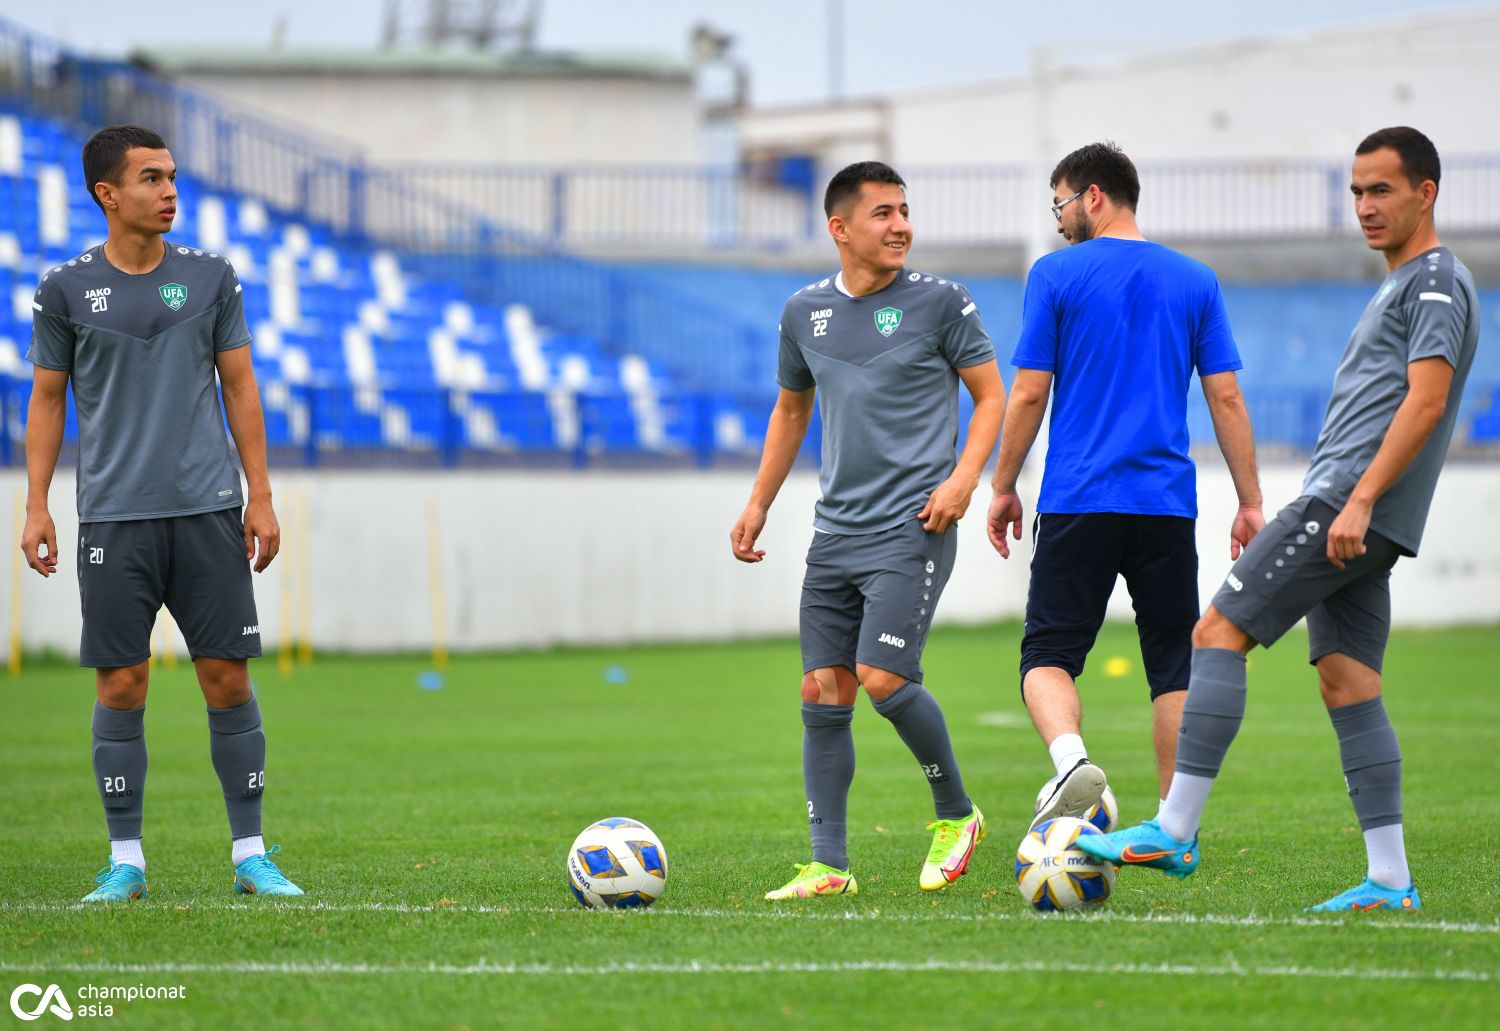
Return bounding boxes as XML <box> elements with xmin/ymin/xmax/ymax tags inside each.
<box><xmin>77</xmin><ymin>508</ymin><xmax>262</xmax><ymax>668</ymax></box>
<box><xmin>1021</xmin><ymin>512</ymin><xmax>1198</xmax><ymax>699</ymax></box>
<box><xmin>1211</xmin><ymin>496</ymin><xmax>1399</xmax><ymax>673</ymax></box>
<box><xmin>799</xmin><ymin>519</ymin><xmax>956</xmax><ymax>684</ymax></box>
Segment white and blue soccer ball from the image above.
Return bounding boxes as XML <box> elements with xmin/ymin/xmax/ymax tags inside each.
<box><xmin>1015</xmin><ymin>816</ymin><xmax>1117</xmax><ymax>912</ymax></box>
<box><xmin>566</xmin><ymin>817</ymin><xmax>669</xmax><ymax>910</ymax></box>
<box><xmin>1033</xmin><ymin>782</ymin><xmax>1118</xmax><ymax>834</ymax></box>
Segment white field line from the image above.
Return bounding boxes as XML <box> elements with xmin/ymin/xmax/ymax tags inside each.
<box><xmin>3</xmin><ymin>900</ymin><xmax>1497</xmax><ymax>935</ymax></box>
<box><xmin>0</xmin><ymin>958</ymin><xmax>1490</xmax><ymax>983</ymax></box>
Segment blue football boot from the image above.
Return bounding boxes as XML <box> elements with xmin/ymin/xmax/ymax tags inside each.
<box><xmin>234</xmin><ymin>844</ymin><xmax>304</xmax><ymax>897</ymax></box>
<box><xmin>81</xmin><ymin>859</ymin><xmax>148</xmax><ymax>903</ymax></box>
<box><xmin>1306</xmin><ymin>878</ymin><xmax>1421</xmax><ymax>912</ymax></box>
<box><xmin>1074</xmin><ymin>818</ymin><xmax>1199</xmax><ymax>879</ymax></box>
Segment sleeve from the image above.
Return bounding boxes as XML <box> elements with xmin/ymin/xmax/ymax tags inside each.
<box><xmin>25</xmin><ymin>276</ymin><xmax>75</xmax><ymax>371</ymax></box>
<box><xmin>1405</xmin><ymin>260</ymin><xmax>1470</xmax><ymax>368</ymax></box>
<box><xmin>938</xmin><ymin>284</ymin><xmax>996</xmax><ymax>369</ymax></box>
<box><xmin>1193</xmin><ymin>277</ymin><xmax>1243</xmax><ymax>376</ymax></box>
<box><xmin>776</xmin><ymin>325</ymin><xmax>814</xmax><ymax>391</ymax></box>
<box><xmin>213</xmin><ymin>258</ymin><xmax>253</xmax><ymax>351</ymax></box>
<box><xmin>1011</xmin><ymin>263</ymin><xmax>1058</xmax><ymax>371</ymax></box>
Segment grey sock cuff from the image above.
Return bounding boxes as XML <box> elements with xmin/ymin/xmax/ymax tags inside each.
<box><xmin>1329</xmin><ymin>696</ymin><xmax>1401</xmax><ymax>770</ymax></box>
<box><xmin>1182</xmin><ymin>649</ymin><xmax>1248</xmax><ymax>718</ymax></box>
<box><xmin>92</xmin><ymin>702</ymin><xmax>145</xmax><ymax>740</ymax></box>
<box><xmin>871</xmin><ymin>680</ymin><xmax>920</xmax><ymax>718</ymax></box>
<box><xmin>801</xmin><ymin>702</ymin><xmax>854</xmax><ymax>729</ymax></box>
<box><xmin>207</xmin><ymin>696</ymin><xmax>262</xmax><ymax>735</ymax></box>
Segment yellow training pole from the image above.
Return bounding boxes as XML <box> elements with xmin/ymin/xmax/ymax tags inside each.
<box><xmin>426</xmin><ymin>493</ymin><xmax>448</xmax><ymax>670</ymax></box>
<box><xmin>8</xmin><ymin>492</ymin><xmax>22</xmax><ymax>676</ymax></box>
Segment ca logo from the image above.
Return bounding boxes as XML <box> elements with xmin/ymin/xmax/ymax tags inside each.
<box><xmin>9</xmin><ymin>983</ymin><xmax>74</xmax><ymax>1021</ymax></box>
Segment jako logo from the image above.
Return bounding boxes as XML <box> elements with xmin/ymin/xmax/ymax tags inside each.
<box><xmin>877</xmin><ymin>632</ymin><xmax>906</xmax><ymax>648</ymax></box>
<box><xmin>9</xmin><ymin>983</ymin><xmax>73</xmax><ymax>1021</ymax></box>
<box><xmin>242</xmin><ymin>625</ymin><xmax>260</xmax><ymax>636</ymax></box>
<box><xmin>1225</xmin><ymin>573</ymin><xmax>1244</xmax><ymax>593</ymax></box>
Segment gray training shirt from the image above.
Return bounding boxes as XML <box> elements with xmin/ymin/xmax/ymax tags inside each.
<box><xmin>27</xmin><ymin>241</ymin><xmax>253</xmax><ymax>522</ymax></box>
<box><xmin>1302</xmin><ymin>246</ymin><xmax>1480</xmax><ymax>556</ymax></box>
<box><xmin>777</xmin><ymin>269</ymin><xmax>995</xmax><ymax>535</ymax></box>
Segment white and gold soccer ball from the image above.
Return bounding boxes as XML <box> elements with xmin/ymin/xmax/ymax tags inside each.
<box><xmin>566</xmin><ymin>817</ymin><xmax>669</xmax><ymax>910</ymax></box>
<box><xmin>1015</xmin><ymin>816</ymin><xmax>1116</xmax><ymax>912</ymax></box>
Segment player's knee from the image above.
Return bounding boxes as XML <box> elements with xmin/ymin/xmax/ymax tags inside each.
<box><xmin>95</xmin><ymin>664</ymin><xmax>148</xmax><ymax>708</ymax></box>
<box><xmin>196</xmin><ymin>658</ymin><xmax>252</xmax><ymax>708</ymax></box>
<box><xmin>800</xmin><ymin>673</ymin><xmax>822</xmax><ymax>703</ymax></box>
<box><xmin>802</xmin><ymin>668</ymin><xmax>858</xmax><ymax>706</ymax></box>
<box><xmin>1192</xmin><ymin>607</ymin><xmax>1246</xmax><ymax>651</ymax></box>
<box><xmin>856</xmin><ymin>664</ymin><xmax>905</xmax><ymax>702</ymax></box>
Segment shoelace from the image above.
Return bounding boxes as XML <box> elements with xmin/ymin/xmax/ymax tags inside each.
<box><xmin>239</xmin><ymin>844</ymin><xmax>292</xmax><ymax>885</ymax></box>
<box><xmin>924</xmin><ymin>820</ymin><xmax>964</xmax><ymax>863</ymax></box>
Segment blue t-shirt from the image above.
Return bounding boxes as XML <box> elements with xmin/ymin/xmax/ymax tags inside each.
<box><xmin>1012</xmin><ymin>238</ymin><xmax>1242</xmax><ymax>517</ymax></box>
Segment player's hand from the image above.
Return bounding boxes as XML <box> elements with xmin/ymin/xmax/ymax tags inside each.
<box><xmin>987</xmin><ymin>491</ymin><xmax>1024</xmax><ymax>558</ymax></box>
<box><xmin>731</xmin><ymin>504</ymin><xmax>768</xmax><ymax>563</ymax></box>
<box><xmin>919</xmin><ymin>474</ymin><xmax>975</xmax><ymax>533</ymax></box>
<box><xmin>1229</xmin><ymin>503</ymin><xmax>1265</xmax><ymax>559</ymax></box>
<box><xmin>20</xmin><ymin>507</ymin><xmax>59</xmax><ymax>577</ymax></box>
<box><xmin>1326</xmin><ymin>499</ymin><xmax>1370</xmax><ymax>571</ymax></box>
<box><xmin>244</xmin><ymin>497</ymin><xmax>281</xmax><ymax>573</ymax></box>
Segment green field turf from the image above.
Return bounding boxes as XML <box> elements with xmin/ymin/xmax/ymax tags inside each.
<box><xmin>2</xmin><ymin>621</ymin><xmax>1498</xmax><ymax>1029</ymax></box>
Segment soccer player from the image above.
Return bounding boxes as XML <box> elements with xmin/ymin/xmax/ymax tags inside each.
<box><xmin>987</xmin><ymin>142</ymin><xmax>1263</xmax><ymax>832</ymax></box>
<box><xmin>1078</xmin><ymin>128</ymin><xmax>1480</xmax><ymax>912</ymax></box>
<box><xmin>20</xmin><ymin>125</ymin><xmax>302</xmax><ymax>901</ymax></box>
<box><xmin>731</xmin><ymin>161</ymin><xmax>1004</xmax><ymax>899</ymax></box>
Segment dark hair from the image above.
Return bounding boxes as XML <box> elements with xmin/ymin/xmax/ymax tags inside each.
<box><xmin>82</xmin><ymin>125</ymin><xmax>168</xmax><ymax>211</ymax></box>
<box><xmin>823</xmin><ymin>160</ymin><xmax>906</xmax><ymax>217</ymax></box>
<box><xmin>1049</xmin><ymin>141</ymin><xmax>1140</xmax><ymax>212</ymax></box>
<box><xmin>1356</xmin><ymin>126</ymin><xmax>1441</xmax><ymax>193</ymax></box>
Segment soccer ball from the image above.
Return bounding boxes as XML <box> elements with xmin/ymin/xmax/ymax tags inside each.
<box><xmin>1015</xmin><ymin>816</ymin><xmax>1116</xmax><ymax>912</ymax></box>
<box><xmin>566</xmin><ymin>817</ymin><xmax>668</xmax><ymax>910</ymax></box>
<box><xmin>1033</xmin><ymin>781</ymin><xmax>1118</xmax><ymax>834</ymax></box>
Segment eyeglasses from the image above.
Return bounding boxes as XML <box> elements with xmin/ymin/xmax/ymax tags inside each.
<box><xmin>1051</xmin><ymin>189</ymin><xmax>1085</xmax><ymax>222</ymax></box>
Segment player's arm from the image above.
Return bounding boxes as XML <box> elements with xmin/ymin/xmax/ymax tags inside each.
<box><xmin>920</xmin><ymin>359</ymin><xmax>1005</xmax><ymax>532</ymax></box>
<box><xmin>731</xmin><ymin>386</ymin><xmax>815</xmax><ymax>563</ymax></box>
<box><xmin>21</xmin><ymin>366</ymin><xmax>69</xmax><ymax>577</ymax></box>
<box><xmin>216</xmin><ymin>345</ymin><xmax>280</xmax><ymax>572</ymax></box>
<box><xmin>1327</xmin><ymin>356</ymin><xmax>1453</xmax><ymax>569</ymax></box>
<box><xmin>1200</xmin><ymin>370</ymin><xmax>1265</xmax><ymax>558</ymax></box>
<box><xmin>987</xmin><ymin>367</ymin><xmax>1051</xmax><ymax>558</ymax></box>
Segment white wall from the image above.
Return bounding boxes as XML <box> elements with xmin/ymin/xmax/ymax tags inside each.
<box><xmin>180</xmin><ymin>73</ymin><xmax>702</xmax><ymax>166</ymax></box>
<box><xmin>4</xmin><ymin>465</ymin><xmax>1498</xmax><ymax>661</ymax></box>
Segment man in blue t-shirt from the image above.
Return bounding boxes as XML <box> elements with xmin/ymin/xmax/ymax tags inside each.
<box><xmin>987</xmin><ymin>142</ymin><xmax>1264</xmax><ymax>831</ymax></box>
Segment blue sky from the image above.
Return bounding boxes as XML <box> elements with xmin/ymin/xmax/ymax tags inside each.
<box><xmin>1</xmin><ymin>0</ymin><xmax>1492</xmax><ymax>106</ymax></box>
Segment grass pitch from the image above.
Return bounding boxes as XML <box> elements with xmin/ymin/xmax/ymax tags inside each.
<box><xmin>2</xmin><ymin>622</ymin><xmax>1498</xmax><ymax>1028</ymax></box>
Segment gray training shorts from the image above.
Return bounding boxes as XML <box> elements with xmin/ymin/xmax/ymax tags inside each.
<box><xmin>799</xmin><ymin>518</ymin><xmax>956</xmax><ymax>683</ymax></box>
<box><xmin>1210</xmin><ymin>496</ymin><xmax>1400</xmax><ymax>673</ymax></box>
<box><xmin>77</xmin><ymin>508</ymin><xmax>262</xmax><ymax>668</ymax></box>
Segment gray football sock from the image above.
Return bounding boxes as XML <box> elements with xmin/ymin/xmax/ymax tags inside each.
<box><xmin>207</xmin><ymin>696</ymin><xmax>266</xmax><ymax>840</ymax></box>
<box><xmin>92</xmin><ymin>702</ymin><xmax>147</xmax><ymax>840</ymax></box>
<box><xmin>802</xmin><ymin>702</ymin><xmax>855</xmax><ymax>870</ymax></box>
<box><xmin>1174</xmin><ymin>648</ymin><xmax>1248</xmax><ymax>778</ymax></box>
<box><xmin>1329</xmin><ymin>696</ymin><xmax>1402</xmax><ymax>831</ymax></box>
<box><xmin>871</xmin><ymin>681</ymin><xmax>971</xmax><ymax>820</ymax></box>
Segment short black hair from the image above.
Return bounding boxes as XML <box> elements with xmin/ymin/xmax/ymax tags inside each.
<box><xmin>1356</xmin><ymin>126</ymin><xmax>1441</xmax><ymax>194</ymax></box>
<box><xmin>823</xmin><ymin>160</ymin><xmax>906</xmax><ymax>217</ymax></box>
<box><xmin>1049</xmin><ymin>141</ymin><xmax>1140</xmax><ymax>212</ymax></box>
<box><xmin>82</xmin><ymin>125</ymin><xmax>168</xmax><ymax>212</ymax></box>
